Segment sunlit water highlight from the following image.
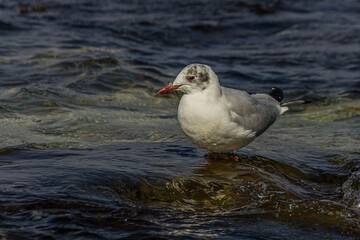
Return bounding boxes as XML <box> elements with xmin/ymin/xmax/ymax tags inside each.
<box><xmin>0</xmin><ymin>0</ymin><xmax>359</xmax><ymax>239</ymax></box>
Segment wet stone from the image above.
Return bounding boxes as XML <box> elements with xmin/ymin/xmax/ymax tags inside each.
<box><xmin>342</xmin><ymin>171</ymin><xmax>360</xmax><ymax>208</ymax></box>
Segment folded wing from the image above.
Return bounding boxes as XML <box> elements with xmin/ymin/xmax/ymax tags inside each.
<box><xmin>222</xmin><ymin>87</ymin><xmax>283</xmax><ymax>136</ymax></box>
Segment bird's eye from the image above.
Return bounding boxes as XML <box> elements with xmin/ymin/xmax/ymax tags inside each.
<box><xmin>188</xmin><ymin>76</ymin><xmax>195</xmax><ymax>82</ymax></box>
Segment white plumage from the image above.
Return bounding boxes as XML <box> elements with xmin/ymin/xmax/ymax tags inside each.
<box><xmin>157</xmin><ymin>64</ymin><xmax>289</xmax><ymax>152</ymax></box>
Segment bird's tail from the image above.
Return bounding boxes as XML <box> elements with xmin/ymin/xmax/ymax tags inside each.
<box><xmin>268</xmin><ymin>87</ymin><xmax>310</xmax><ymax>114</ymax></box>
<box><xmin>280</xmin><ymin>100</ymin><xmax>309</xmax><ymax>115</ymax></box>
<box><xmin>280</xmin><ymin>100</ymin><xmax>308</xmax><ymax>107</ymax></box>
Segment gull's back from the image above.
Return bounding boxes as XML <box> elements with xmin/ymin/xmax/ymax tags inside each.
<box><xmin>222</xmin><ymin>87</ymin><xmax>283</xmax><ymax>136</ymax></box>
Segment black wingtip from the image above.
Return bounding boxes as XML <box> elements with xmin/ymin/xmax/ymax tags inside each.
<box><xmin>268</xmin><ymin>87</ymin><xmax>283</xmax><ymax>102</ymax></box>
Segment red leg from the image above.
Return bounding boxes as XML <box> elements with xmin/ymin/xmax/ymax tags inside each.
<box><xmin>232</xmin><ymin>151</ymin><xmax>238</xmax><ymax>161</ymax></box>
<box><xmin>193</xmin><ymin>152</ymin><xmax>213</xmax><ymax>166</ymax></box>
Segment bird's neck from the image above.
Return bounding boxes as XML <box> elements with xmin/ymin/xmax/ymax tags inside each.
<box><xmin>181</xmin><ymin>84</ymin><xmax>222</xmax><ymax>107</ymax></box>
<box><xmin>202</xmin><ymin>82</ymin><xmax>222</xmax><ymax>100</ymax></box>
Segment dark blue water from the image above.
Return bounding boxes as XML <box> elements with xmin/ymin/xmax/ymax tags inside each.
<box><xmin>0</xmin><ymin>0</ymin><xmax>359</xmax><ymax>239</ymax></box>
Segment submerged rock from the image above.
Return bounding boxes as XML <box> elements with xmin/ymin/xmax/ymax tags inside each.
<box><xmin>342</xmin><ymin>171</ymin><xmax>360</xmax><ymax>208</ymax></box>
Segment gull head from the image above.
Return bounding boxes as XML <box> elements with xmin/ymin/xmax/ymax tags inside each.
<box><xmin>156</xmin><ymin>64</ymin><xmax>219</xmax><ymax>96</ymax></box>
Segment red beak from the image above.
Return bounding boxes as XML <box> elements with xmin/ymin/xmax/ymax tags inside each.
<box><xmin>156</xmin><ymin>84</ymin><xmax>181</xmax><ymax>96</ymax></box>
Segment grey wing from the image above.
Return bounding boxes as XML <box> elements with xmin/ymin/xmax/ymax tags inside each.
<box><xmin>222</xmin><ymin>87</ymin><xmax>282</xmax><ymax>136</ymax></box>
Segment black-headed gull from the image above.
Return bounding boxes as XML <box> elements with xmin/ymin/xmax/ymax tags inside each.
<box><xmin>157</xmin><ymin>64</ymin><xmax>304</xmax><ymax>154</ymax></box>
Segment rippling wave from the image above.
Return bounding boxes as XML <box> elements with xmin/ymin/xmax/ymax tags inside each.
<box><xmin>0</xmin><ymin>0</ymin><xmax>359</xmax><ymax>239</ymax></box>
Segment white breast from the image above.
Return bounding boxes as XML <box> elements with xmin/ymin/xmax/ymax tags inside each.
<box><xmin>177</xmin><ymin>91</ymin><xmax>256</xmax><ymax>152</ymax></box>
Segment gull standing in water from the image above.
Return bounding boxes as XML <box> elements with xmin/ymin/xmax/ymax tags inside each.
<box><xmin>157</xmin><ymin>64</ymin><xmax>305</xmax><ymax>159</ymax></box>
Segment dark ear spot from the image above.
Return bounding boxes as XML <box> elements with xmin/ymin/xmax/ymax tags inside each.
<box><xmin>197</xmin><ymin>65</ymin><xmax>209</xmax><ymax>83</ymax></box>
<box><xmin>198</xmin><ymin>72</ymin><xmax>209</xmax><ymax>83</ymax></box>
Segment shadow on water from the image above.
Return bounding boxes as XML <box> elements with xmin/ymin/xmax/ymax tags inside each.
<box><xmin>108</xmin><ymin>154</ymin><xmax>359</xmax><ymax>235</ymax></box>
<box><xmin>0</xmin><ymin>143</ymin><xmax>359</xmax><ymax>239</ymax></box>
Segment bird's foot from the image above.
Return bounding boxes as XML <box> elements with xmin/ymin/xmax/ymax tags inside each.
<box><xmin>193</xmin><ymin>161</ymin><xmax>211</xmax><ymax>167</ymax></box>
<box><xmin>204</xmin><ymin>152</ymin><xmax>214</xmax><ymax>161</ymax></box>
<box><xmin>231</xmin><ymin>152</ymin><xmax>238</xmax><ymax>161</ymax></box>
<box><xmin>205</xmin><ymin>152</ymin><xmax>238</xmax><ymax>161</ymax></box>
